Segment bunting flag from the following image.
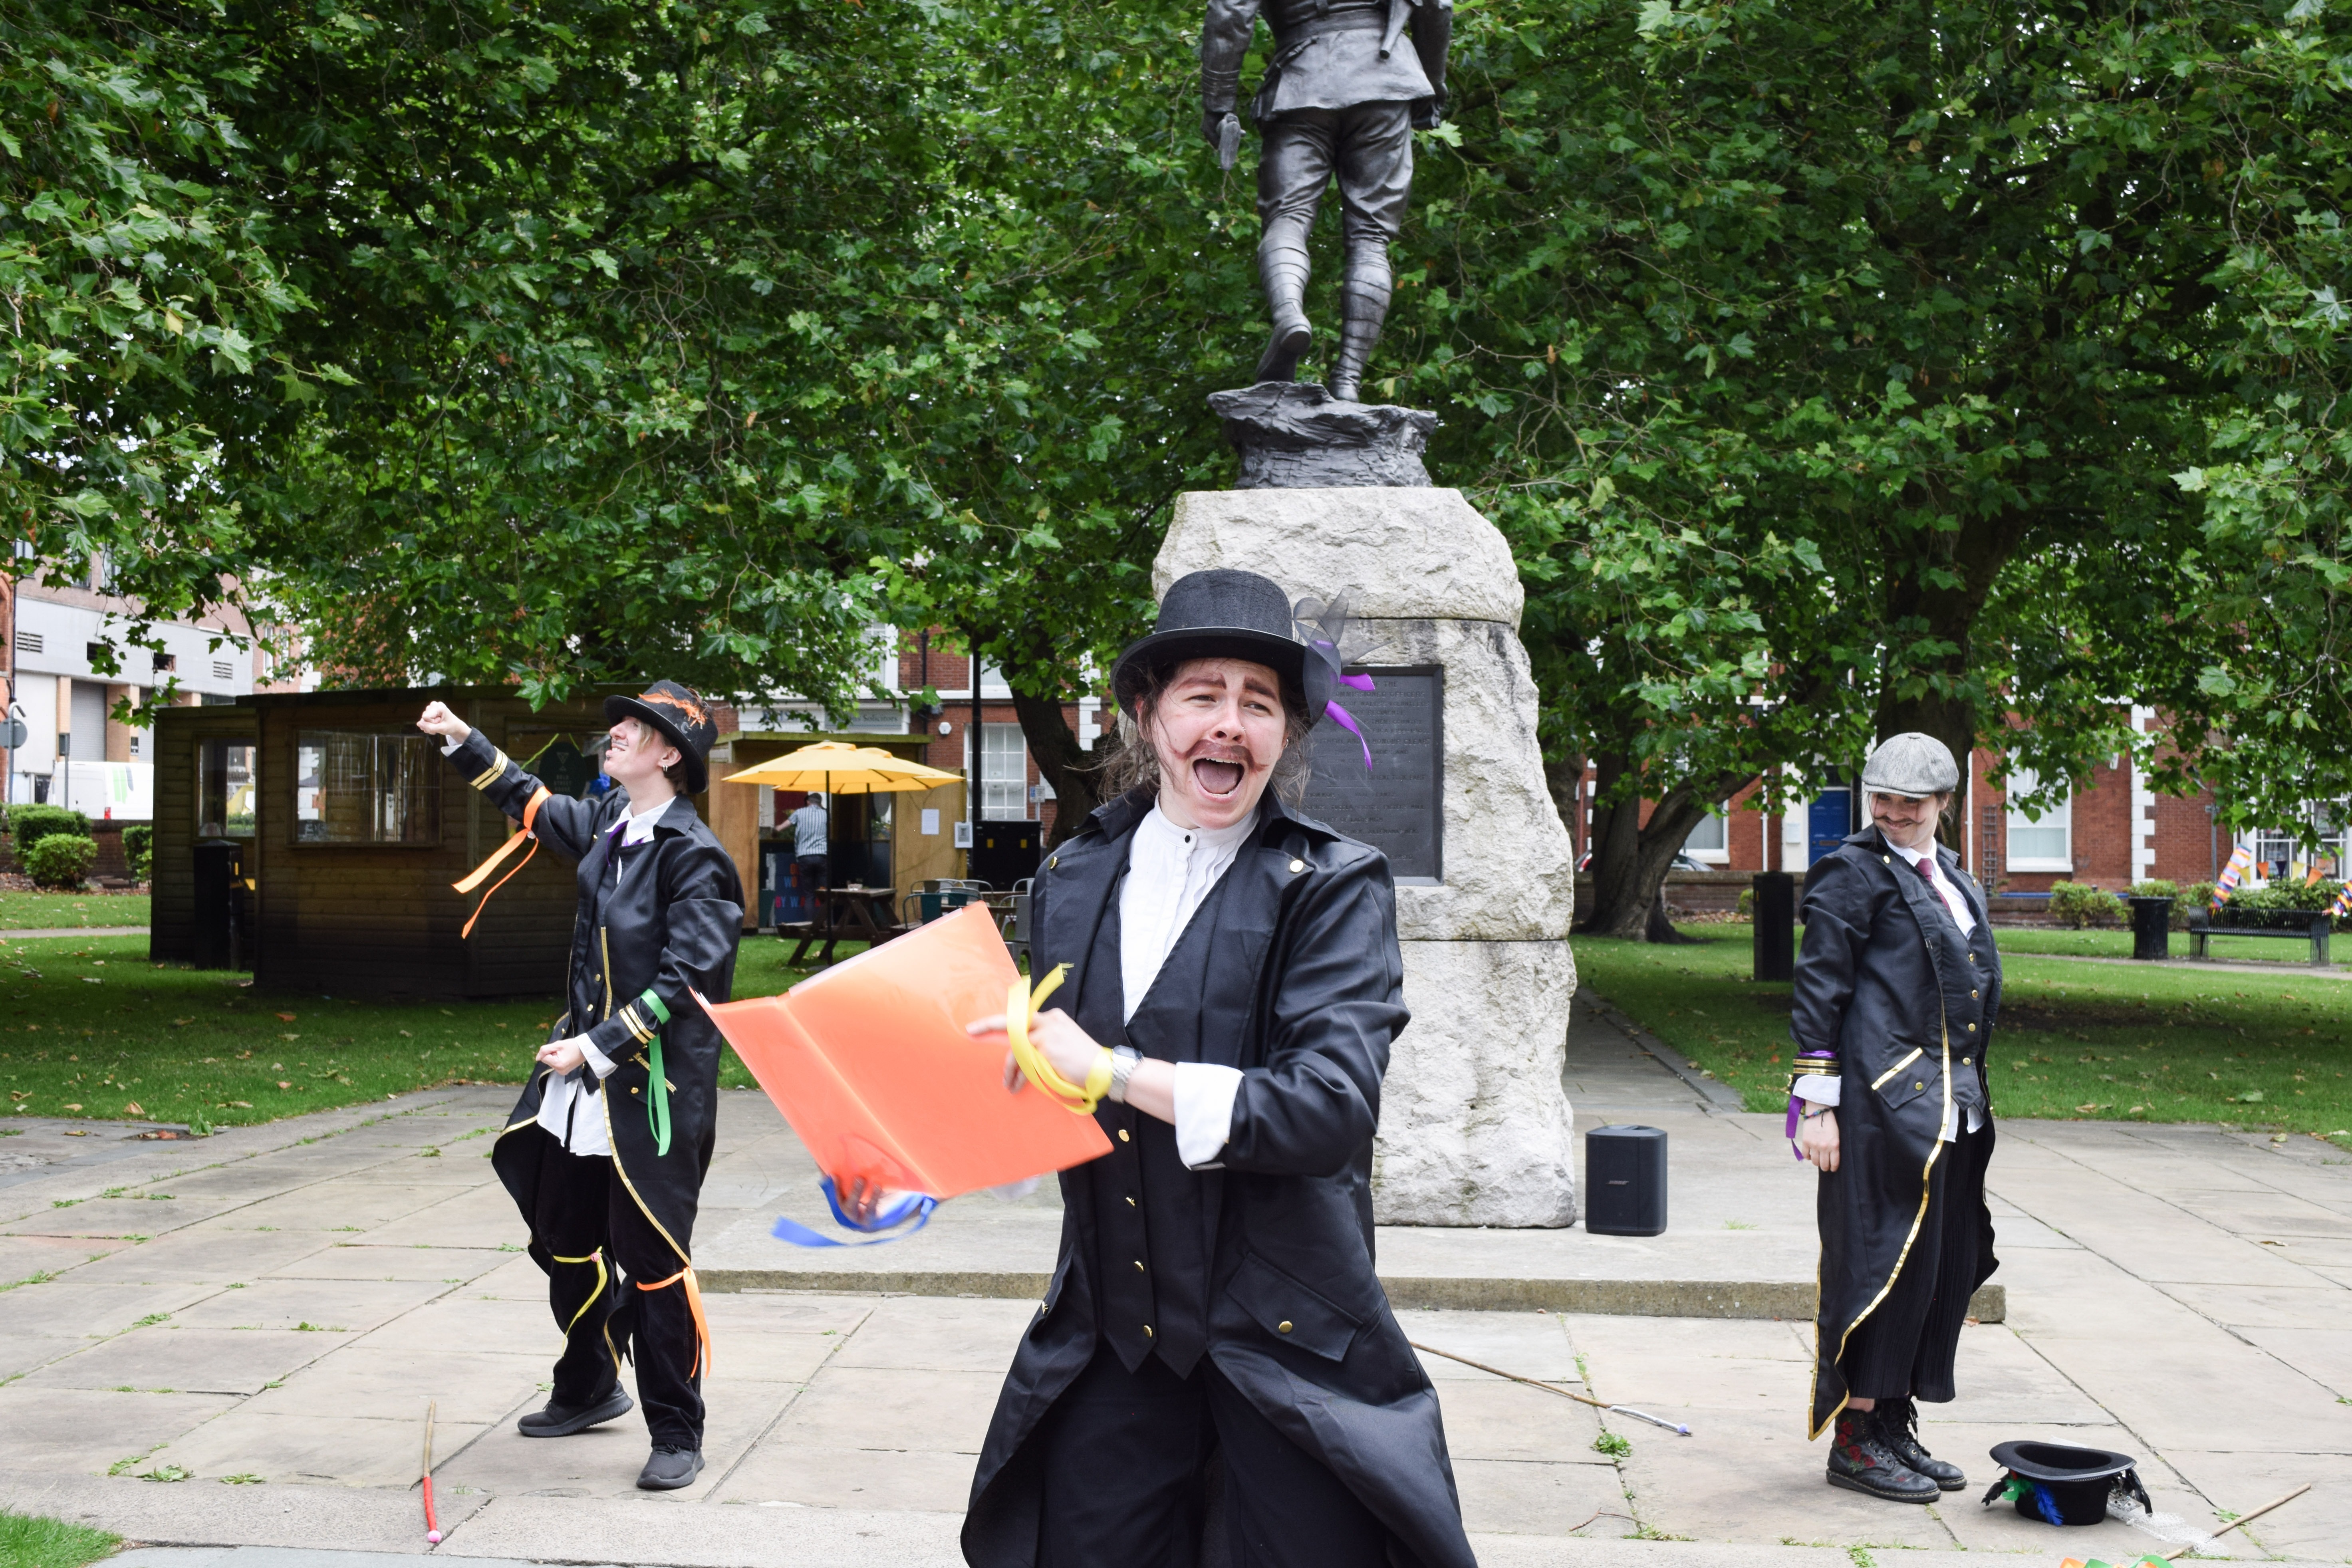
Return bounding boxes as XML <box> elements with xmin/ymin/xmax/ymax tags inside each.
<box><xmin>2212</xmin><ymin>843</ymin><xmax>2255</xmax><ymax>909</ymax></box>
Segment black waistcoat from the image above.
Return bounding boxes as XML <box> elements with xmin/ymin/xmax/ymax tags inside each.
<box><xmin>1071</xmin><ymin>861</ymin><xmax>1237</xmax><ymax>1379</ymax></box>
<box><xmin>1954</xmin><ymin>913</ymin><xmax>1995</xmax><ymax>1118</ymax></box>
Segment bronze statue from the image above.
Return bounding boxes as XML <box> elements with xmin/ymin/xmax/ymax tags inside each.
<box><xmin>1201</xmin><ymin>0</ymin><xmax>1451</xmax><ymax>404</ymax></box>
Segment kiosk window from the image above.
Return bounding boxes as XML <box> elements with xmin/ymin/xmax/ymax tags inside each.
<box><xmin>197</xmin><ymin>740</ymin><xmax>257</xmax><ymax>838</ymax></box>
<box><xmin>295</xmin><ymin>732</ymin><xmax>440</xmax><ymax>845</ymax></box>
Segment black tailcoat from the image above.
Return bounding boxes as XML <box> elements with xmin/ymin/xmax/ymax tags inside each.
<box><xmin>1791</xmin><ymin>826</ymin><xmax>2001</xmax><ymax>1437</ymax></box>
<box><xmin>446</xmin><ymin>731</ymin><xmax>744</xmax><ymax>1268</ymax></box>
<box><xmin>962</xmin><ymin>788</ymin><xmax>1475</xmax><ymax>1568</ymax></box>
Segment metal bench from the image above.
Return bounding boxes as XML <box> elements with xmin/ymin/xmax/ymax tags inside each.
<box><xmin>2185</xmin><ymin>913</ymin><xmax>2333</xmax><ymax>967</ymax></box>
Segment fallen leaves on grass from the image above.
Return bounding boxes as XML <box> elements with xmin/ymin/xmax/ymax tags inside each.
<box><xmin>276</xmin><ymin>1012</ymin><xmax>297</xmax><ymax>1022</ymax></box>
<box><xmin>2073</xmin><ymin>1102</ymin><xmax>2110</xmax><ymax>1113</ymax></box>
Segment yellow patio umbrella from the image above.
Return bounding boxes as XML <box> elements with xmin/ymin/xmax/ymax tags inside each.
<box><xmin>723</xmin><ymin>740</ymin><xmax>961</xmax><ymax>795</ymax></box>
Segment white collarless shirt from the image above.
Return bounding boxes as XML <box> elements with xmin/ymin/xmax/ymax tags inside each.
<box><xmin>1794</xmin><ymin>835</ymin><xmax>1985</xmax><ymax>1140</ymax></box>
<box><xmin>540</xmin><ymin>795</ymin><xmax>668</xmax><ymax>1155</ymax></box>
<box><xmin>1119</xmin><ymin>802</ymin><xmax>1254</xmax><ymax>1169</ymax></box>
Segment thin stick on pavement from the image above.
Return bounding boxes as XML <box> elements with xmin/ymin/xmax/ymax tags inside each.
<box><xmin>2162</xmin><ymin>1483</ymin><xmax>2310</xmax><ymax>1561</ymax></box>
<box><xmin>1408</xmin><ymin>1340</ymin><xmax>1692</xmax><ymax>1435</ymax></box>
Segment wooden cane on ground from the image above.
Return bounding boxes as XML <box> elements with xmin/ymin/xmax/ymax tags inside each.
<box><xmin>2161</xmin><ymin>1483</ymin><xmax>2309</xmax><ymax>1561</ymax></box>
<box><xmin>419</xmin><ymin>1399</ymin><xmax>442</xmax><ymax>1544</ymax></box>
<box><xmin>1408</xmin><ymin>1341</ymin><xmax>1692</xmax><ymax>1435</ymax></box>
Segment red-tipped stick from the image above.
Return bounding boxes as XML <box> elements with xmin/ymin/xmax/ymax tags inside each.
<box><xmin>421</xmin><ymin>1399</ymin><xmax>442</xmax><ymax>1544</ymax></box>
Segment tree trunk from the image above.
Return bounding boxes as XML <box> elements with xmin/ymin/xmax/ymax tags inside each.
<box><xmin>1009</xmin><ymin>685</ymin><xmax>1108</xmax><ymax>851</ymax></box>
<box><xmin>1575</xmin><ymin>750</ymin><xmax>1744</xmax><ymax>942</ymax></box>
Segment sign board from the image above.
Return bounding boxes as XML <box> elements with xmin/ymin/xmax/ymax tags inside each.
<box><xmin>1300</xmin><ymin>666</ymin><xmax>1443</xmax><ymax>883</ymax></box>
<box><xmin>0</xmin><ymin>719</ymin><xmax>25</xmax><ymax>750</ymax></box>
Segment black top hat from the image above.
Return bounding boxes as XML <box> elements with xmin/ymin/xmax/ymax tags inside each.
<box><xmin>1111</xmin><ymin>569</ymin><xmax>1332</xmax><ymax>724</ymax></box>
<box><xmin>604</xmin><ymin>680</ymin><xmax>720</xmax><ymax>794</ymax></box>
<box><xmin>1984</xmin><ymin>1440</ymin><xmax>2145</xmax><ymax>1527</ymax></box>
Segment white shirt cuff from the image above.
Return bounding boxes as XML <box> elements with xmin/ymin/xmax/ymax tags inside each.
<box><xmin>439</xmin><ymin>730</ymin><xmax>470</xmax><ymax>756</ymax></box>
<box><xmin>580</xmin><ymin>1038</ymin><xmax>617</xmax><ymax>1080</ymax></box>
<box><xmin>1172</xmin><ymin>1062</ymin><xmax>1244</xmax><ymax>1170</ymax></box>
<box><xmin>1794</xmin><ymin>1074</ymin><xmax>1841</xmax><ymax>1107</ymax></box>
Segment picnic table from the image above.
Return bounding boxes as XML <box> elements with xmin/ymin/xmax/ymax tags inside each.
<box><xmin>779</xmin><ymin>884</ymin><xmax>902</xmax><ymax>969</ymax></box>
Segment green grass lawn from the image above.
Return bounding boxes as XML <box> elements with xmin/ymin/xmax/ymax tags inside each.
<box><xmin>1576</xmin><ymin>923</ymin><xmax>2352</xmax><ymax>1145</ymax></box>
<box><xmin>0</xmin><ymin>891</ymin><xmax>150</xmax><ymax>931</ymax></box>
<box><xmin>0</xmin><ymin>1509</ymin><xmax>117</xmax><ymax>1568</ymax></box>
<box><xmin>0</xmin><ymin>930</ymin><xmax>864</xmax><ymax>1133</ymax></box>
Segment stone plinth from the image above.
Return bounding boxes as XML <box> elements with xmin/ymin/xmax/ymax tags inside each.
<box><xmin>1208</xmin><ymin>382</ymin><xmax>1440</xmax><ymax>489</ymax></box>
<box><xmin>1157</xmin><ymin>487</ymin><xmax>1579</xmax><ymax>1227</ymax></box>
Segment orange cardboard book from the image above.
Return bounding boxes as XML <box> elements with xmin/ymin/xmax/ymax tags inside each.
<box><xmin>698</xmin><ymin>903</ymin><xmax>1112</xmax><ymax>1198</ymax></box>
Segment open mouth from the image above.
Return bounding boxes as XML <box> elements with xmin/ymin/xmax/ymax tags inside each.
<box><xmin>1191</xmin><ymin>757</ymin><xmax>1246</xmax><ymax>797</ymax></box>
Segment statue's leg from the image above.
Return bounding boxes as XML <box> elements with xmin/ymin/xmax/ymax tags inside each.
<box><xmin>1254</xmin><ymin>114</ymin><xmax>1336</xmax><ymax>384</ymax></box>
<box><xmin>1328</xmin><ymin>103</ymin><xmax>1413</xmax><ymax>403</ymax></box>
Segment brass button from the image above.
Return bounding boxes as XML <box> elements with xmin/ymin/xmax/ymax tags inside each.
<box><xmin>631</xmin><ymin>1087</ymin><xmax>640</xmax><ymax>1096</ymax></box>
<box><xmin>1881</xmin><ymin>855</ymin><xmax>1891</xmax><ymax>864</ymax></box>
<box><xmin>1117</xmin><ymin>1129</ymin><xmax>1130</xmax><ymax>1143</ymax></box>
<box><xmin>1133</xmin><ymin>1259</ymin><xmax>1146</xmax><ymax>1274</ymax></box>
<box><xmin>1289</xmin><ymin>858</ymin><xmax>1306</xmax><ymax>873</ymax></box>
<box><xmin>1961</xmin><ymin>1057</ymin><xmax>1972</xmax><ymax>1066</ymax></box>
<box><xmin>1142</xmin><ymin>1324</ymin><xmax>1154</xmax><ymax>1338</ymax></box>
<box><xmin>1125</xmin><ymin>1196</ymin><xmax>1136</xmax><ymax>1207</ymax></box>
<box><xmin>1048</xmin><ymin>855</ymin><xmax>1059</xmax><ymax>869</ymax></box>
<box><xmin>1913</xmin><ymin>1081</ymin><xmax>1925</xmax><ymax>1092</ymax></box>
<box><xmin>1967</xmin><ymin>1023</ymin><xmax>1977</xmax><ymax>1033</ymax></box>
<box><xmin>1278</xmin><ymin>1320</ymin><xmax>1293</xmax><ymax>1334</ymax></box>
<box><xmin>1971</xmin><ymin>989</ymin><xmax>1979</xmax><ymax>998</ymax></box>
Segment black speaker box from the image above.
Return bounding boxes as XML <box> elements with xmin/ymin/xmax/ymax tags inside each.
<box><xmin>1584</xmin><ymin>1124</ymin><xmax>1668</xmax><ymax>1236</ymax></box>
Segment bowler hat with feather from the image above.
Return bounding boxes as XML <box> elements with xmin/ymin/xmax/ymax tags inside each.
<box><xmin>604</xmin><ymin>679</ymin><xmax>719</xmax><ymax>794</ymax></box>
<box><xmin>1111</xmin><ymin>569</ymin><xmax>1330</xmax><ymax>723</ymax></box>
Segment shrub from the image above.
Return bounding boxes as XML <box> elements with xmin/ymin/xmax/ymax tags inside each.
<box><xmin>120</xmin><ymin>824</ymin><xmax>153</xmax><ymax>883</ymax></box>
<box><xmin>6</xmin><ymin>804</ymin><xmax>90</xmax><ymax>855</ymax></box>
<box><xmin>2177</xmin><ymin>882</ymin><xmax>2217</xmax><ymax>927</ymax></box>
<box><xmin>1736</xmin><ymin>887</ymin><xmax>1755</xmax><ymax>919</ymax></box>
<box><xmin>22</xmin><ymin>834</ymin><xmax>95</xmax><ymax>890</ymax></box>
<box><xmin>2047</xmin><ymin>879</ymin><xmax>2126</xmax><ymax>928</ymax></box>
<box><xmin>2126</xmin><ymin>879</ymin><xmax>2178</xmax><ymax>900</ymax></box>
<box><xmin>2232</xmin><ymin>880</ymin><xmax>2333</xmax><ymax>911</ymax></box>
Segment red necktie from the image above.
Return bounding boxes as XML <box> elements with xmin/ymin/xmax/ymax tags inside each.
<box><xmin>1909</xmin><ymin>853</ymin><xmax>1955</xmax><ymax>920</ymax></box>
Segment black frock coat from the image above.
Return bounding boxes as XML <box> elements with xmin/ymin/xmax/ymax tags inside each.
<box><xmin>445</xmin><ymin>730</ymin><xmax>745</xmax><ymax>1270</ymax></box>
<box><xmin>961</xmin><ymin>787</ymin><xmax>1475</xmax><ymax>1568</ymax></box>
<box><xmin>1790</xmin><ymin>825</ymin><xmax>2001</xmax><ymax>1437</ymax></box>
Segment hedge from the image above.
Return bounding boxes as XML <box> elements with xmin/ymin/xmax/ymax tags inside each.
<box><xmin>22</xmin><ymin>834</ymin><xmax>95</xmax><ymax>890</ymax></box>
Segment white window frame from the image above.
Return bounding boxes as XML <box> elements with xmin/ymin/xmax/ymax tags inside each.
<box><xmin>979</xmin><ymin>721</ymin><xmax>1029</xmax><ymax>820</ymax></box>
<box><xmin>2004</xmin><ymin>768</ymin><xmax>2072</xmax><ymax>872</ymax></box>
<box><xmin>1683</xmin><ymin>804</ymin><xmax>1731</xmax><ymax>864</ymax></box>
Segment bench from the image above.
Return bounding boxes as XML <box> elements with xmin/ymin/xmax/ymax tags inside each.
<box><xmin>2186</xmin><ymin>913</ymin><xmax>2333</xmax><ymax>967</ymax></box>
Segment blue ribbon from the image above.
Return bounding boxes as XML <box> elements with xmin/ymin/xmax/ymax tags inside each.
<box><xmin>769</xmin><ymin>1176</ymin><xmax>938</xmax><ymax>1248</ymax></box>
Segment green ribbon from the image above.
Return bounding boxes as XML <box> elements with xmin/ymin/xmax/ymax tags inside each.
<box><xmin>637</xmin><ymin>989</ymin><xmax>673</xmax><ymax>1157</ymax></box>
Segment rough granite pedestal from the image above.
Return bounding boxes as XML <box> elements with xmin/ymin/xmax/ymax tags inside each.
<box><xmin>1155</xmin><ymin>486</ymin><xmax>1579</xmax><ymax>1226</ymax></box>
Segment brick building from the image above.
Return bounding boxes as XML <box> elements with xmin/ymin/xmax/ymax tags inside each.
<box><xmin>1571</xmin><ymin>709</ymin><xmax>2340</xmax><ymax>910</ymax></box>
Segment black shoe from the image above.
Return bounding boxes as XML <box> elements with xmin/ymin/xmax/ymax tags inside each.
<box><xmin>1874</xmin><ymin>1396</ymin><xmax>1964</xmax><ymax>1491</ymax></box>
<box><xmin>517</xmin><ymin>1386</ymin><xmax>633</xmax><ymax>1438</ymax></box>
<box><xmin>1254</xmin><ymin>314</ymin><xmax>1310</xmax><ymax>383</ymax></box>
<box><xmin>637</xmin><ymin>1445</ymin><xmax>705</xmax><ymax>1491</ymax></box>
<box><xmin>1826</xmin><ymin>1407</ymin><xmax>1939</xmax><ymax>1503</ymax></box>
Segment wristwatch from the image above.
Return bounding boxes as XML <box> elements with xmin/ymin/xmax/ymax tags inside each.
<box><xmin>1105</xmin><ymin>1047</ymin><xmax>1142</xmax><ymax>1105</ymax></box>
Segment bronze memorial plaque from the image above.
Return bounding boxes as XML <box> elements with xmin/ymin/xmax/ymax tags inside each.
<box><xmin>1301</xmin><ymin>665</ymin><xmax>1442</xmax><ymax>883</ymax></box>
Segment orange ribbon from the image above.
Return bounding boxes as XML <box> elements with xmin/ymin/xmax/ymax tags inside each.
<box><xmin>453</xmin><ymin>784</ymin><xmax>552</xmax><ymax>940</ymax></box>
<box><xmin>635</xmin><ymin>1263</ymin><xmax>712</xmax><ymax>1377</ymax></box>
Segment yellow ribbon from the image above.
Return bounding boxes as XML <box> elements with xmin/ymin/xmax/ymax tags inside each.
<box><xmin>552</xmin><ymin>1249</ymin><xmax>608</xmax><ymax>1337</ymax></box>
<box><xmin>1006</xmin><ymin>963</ymin><xmax>1112</xmax><ymax>1114</ymax></box>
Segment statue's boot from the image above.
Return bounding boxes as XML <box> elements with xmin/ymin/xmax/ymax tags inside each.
<box><xmin>1326</xmin><ymin>236</ymin><xmax>1393</xmax><ymax>403</ymax></box>
<box><xmin>1255</xmin><ymin>238</ymin><xmax>1312</xmax><ymax>383</ymax></box>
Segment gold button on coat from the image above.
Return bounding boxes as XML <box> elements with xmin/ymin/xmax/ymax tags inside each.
<box><xmin>1967</xmin><ymin>1023</ymin><xmax>1977</xmax><ymax>1032</ymax></box>
<box><xmin>1133</xmin><ymin>1259</ymin><xmax>1146</xmax><ymax>1273</ymax></box>
<box><xmin>1277</xmin><ymin>1321</ymin><xmax>1293</xmax><ymax>1334</ymax></box>
<box><xmin>1142</xmin><ymin>1324</ymin><xmax>1154</xmax><ymax>1338</ymax></box>
<box><xmin>1117</xmin><ymin>1129</ymin><xmax>1130</xmax><ymax>1143</ymax></box>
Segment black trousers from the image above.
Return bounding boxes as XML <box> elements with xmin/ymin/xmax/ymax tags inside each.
<box><xmin>1840</xmin><ymin>1120</ymin><xmax>1992</xmax><ymax>1403</ymax></box>
<box><xmin>795</xmin><ymin>854</ymin><xmax>830</xmax><ymax>891</ymax></box>
<box><xmin>1035</xmin><ymin>1345</ymin><xmax>1386</xmax><ymax>1568</ymax></box>
<box><xmin>527</xmin><ymin>1131</ymin><xmax>705</xmax><ymax>1449</ymax></box>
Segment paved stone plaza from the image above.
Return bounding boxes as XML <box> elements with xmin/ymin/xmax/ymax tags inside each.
<box><xmin>1</xmin><ymin>999</ymin><xmax>2346</xmax><ymax>1565</ymax></box>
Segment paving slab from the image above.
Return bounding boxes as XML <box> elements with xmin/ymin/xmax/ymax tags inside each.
<box><xmin>0</xmin><ymin>1003</ymin><xmax>2345</xmax><ymax>1564</ymax></box>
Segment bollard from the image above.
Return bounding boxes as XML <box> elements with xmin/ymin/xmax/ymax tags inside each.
<box><xmin>2128</xmin><ymin>896</ymin><xmax>2172</xmax><ymax>961</ymax></box>
<box><xmin>1752</xmin><ymin>871</ymin><xmax>1795</xmax><ymax>981</ymax></box>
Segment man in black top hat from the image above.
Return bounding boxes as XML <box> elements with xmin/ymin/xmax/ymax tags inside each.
<box><xmin>958</xmin><ymin>569</ymin><xmax>1475</xmax><ymax>1568</ymax></box>
<box><xmin>1789</xmin><ymin>731</ymin><xmax>2001</xmax><ymax>1504</ymax></box>
<box><xmin>416</xmin><ymin>681</ymin><xmax>744</xmax><ymax>1492</ymax></box>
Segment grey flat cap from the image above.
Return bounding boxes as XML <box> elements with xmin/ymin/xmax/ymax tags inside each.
<box><xmin>1860</xmin><ymin>732</ymin><xmax>1960</xmax><ymax>798</ymax></box>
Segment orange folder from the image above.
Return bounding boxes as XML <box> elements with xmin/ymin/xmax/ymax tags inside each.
<box><xmin>699</xmin><ymin>903</ymin><xmax>1111</xmax><ymax>1198</ymax></box>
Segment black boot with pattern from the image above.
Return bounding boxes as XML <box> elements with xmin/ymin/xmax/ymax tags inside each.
<box><xmin>1826</xmin><ymin>1405</ymin><xmax>1939</xmax><ymax>1503</ymax></box>
<box><xmin>1873</xmin><ymin>1396</ymin><xmax>1965</xmax><ymax>1491</ymax></box>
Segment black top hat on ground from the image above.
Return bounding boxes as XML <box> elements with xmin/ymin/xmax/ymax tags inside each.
<box><xmin>1110</xmin><ymin>569</ymin><xmax>1332</xmax><ymax>725</ymax></box>
<box><xmin>1982</xmin><ymin>1440</ymin><xmax>2148</xmax><ymax>1526</ymax></box>
<box><xmin>604</xmin><ymin>680</ymin><xmax>720</xmax><ymax>794</ymax></box>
